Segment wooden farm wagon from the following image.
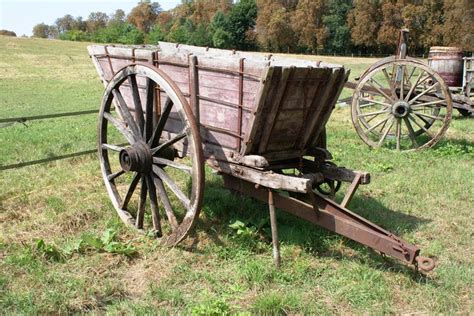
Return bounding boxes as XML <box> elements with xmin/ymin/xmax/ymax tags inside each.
<box><xmin>88</xmin><ymin>42</ymin><xmax>434</xmax><ymax>271</ymax></box>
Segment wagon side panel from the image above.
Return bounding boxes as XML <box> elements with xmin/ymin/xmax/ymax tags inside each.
<box><xmin>192</xmin><ymin>56</ymin><xmax>268</xmax><ymax>158</ymax></box>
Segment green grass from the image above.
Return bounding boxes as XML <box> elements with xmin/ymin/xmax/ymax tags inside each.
<box><xmin>1</xmin><ymin>36</ymin><xmax>473</xmax><ymax>314</ymax></box>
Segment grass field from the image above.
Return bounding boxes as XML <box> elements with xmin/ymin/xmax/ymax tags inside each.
<box><xmin>1</xmin><ymin>36</ymin><xmax>473</xmax><ymax>314</ymax></box>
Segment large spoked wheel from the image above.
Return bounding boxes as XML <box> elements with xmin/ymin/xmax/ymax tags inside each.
<box><xmin>98</xmin><ymin>64</ymin><xmax>204</xmax><ymax>246</ymax></box>
<box><xmin>352</xmin><ymin>59</ymin><xmax>453</xmax><ymax>151</ymax></box>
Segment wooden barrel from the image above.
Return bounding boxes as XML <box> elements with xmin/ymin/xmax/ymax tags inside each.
<box><xmin>428</xmin><ymin>46</ymin><xmax>463</xmax><ymax>87</ymax></box>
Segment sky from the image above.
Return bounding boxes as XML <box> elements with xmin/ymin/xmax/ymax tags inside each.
<box><xmin>0</xmin><ymin>0</ymin><xmax>181</xmax><ymax>36</ymax></box>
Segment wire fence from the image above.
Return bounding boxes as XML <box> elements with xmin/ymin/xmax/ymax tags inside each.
<box><xmin>0</xmin><ymin>108</ymin><xmax>99</xmax><ymax>171</ymax></box>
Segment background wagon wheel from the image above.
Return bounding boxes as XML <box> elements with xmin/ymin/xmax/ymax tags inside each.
<box><xmin>98</xmin><ymin>64</ymin><xmax>204</xmax><ymax>246</ymax></box>
<box><xmin>351</xmin><ymin>59</ymin><xmax>453</xmax><ymax>151</ymax></box>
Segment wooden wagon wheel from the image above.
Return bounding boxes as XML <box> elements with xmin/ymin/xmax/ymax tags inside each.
<box><xmin>352</xmin><ymin>59</ymin><xmax>453</xmax><ymax>151</ymax></box>
<box><xmin>98</xmin><ymin>63</ymin><xmax>204</xmax><ymax>246</ymax></box>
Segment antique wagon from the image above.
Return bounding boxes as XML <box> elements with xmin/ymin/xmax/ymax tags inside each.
<box><xmin>348</xmin><ymin>29</ymin><xmax>473</xmax><ymax>152</ymax></box>
<box><xmin>88</xmin><ymin>42</ymin><xmax>434</xmax><ymax>271</ymax></box>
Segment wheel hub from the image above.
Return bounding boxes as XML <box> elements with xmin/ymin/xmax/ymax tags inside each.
<box><xmin>119</xmin><ymin>142</ymin><xmax>153</xmax><ymax>173</ymax></box>
<box><xmin>392</xmin><ymin>101</ymin><xmax>410</xmax><ymax>118</ymax></box>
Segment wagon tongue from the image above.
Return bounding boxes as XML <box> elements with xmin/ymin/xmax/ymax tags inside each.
<box><xmin>223</xmin><ymin>176</ymin><xmax>435</xmax><ymax>272</ymax></box>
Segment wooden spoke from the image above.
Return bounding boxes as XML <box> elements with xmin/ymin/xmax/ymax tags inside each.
<box><xmin>153</xmin><ymin>157</ymin><xmax>192</xmax><ymax>174</ymax></box>
<box><xmin>357</xmin><ymin>108</ymin><xmax>390</xmax><ymax>118</ymax></box>
<box><xmin>151</xmin><ymin>130</ymin><xmax>187</xmax><ymax>155</ymax></box>
<box><xmin>108</xmin><ymin>169</ymin><xmax>125</xmax><ymax>181</ymax></box>
<box><xmin>146</xmin><ymin>175</ymin><xmax>162</xmax><ymax>237</ymax></box>
<box><xmin>366</xmin><ymin>112</ymin><xmax>383</xmax><ymax>124</ymax></box>
<box><xmin>152</xmin><ymin>165</ymin><xmax>190</xmax><ymax>209</ymax></box>
<box><xmin>148</xmin><ymin>97</ymin><xmax>173</xmax><ymax>147</ymax></box>
<box><xmin>382</xmin><ymin>68</ymin><xmax>397</xmax><ymax>99</ymax></box>
<box><xmin>121</xmin><ymin>173</ymin><xmax>141</xmax><ymax>210</ymax></box>
<box><xmin>408</xmin><ymin>114</ymin><xmax>434</xmax><ymax>139</ymax></box>
<box><xmin>153</xmin><ymin>175</ymin><xmax>179</xmax><ymax>229</ymax></box>
<box><xmin>112</xmin><ymin>89</ymin><xmax>141</xmax><ymax>138</ymax></box>
<box><xmin>360</xmin><ymin>102</ymin><xmax>379</xmax><ymax>108</ymax></box>
<box><xmin>360</xmin><ymin>98</ymin><xmax>391</xmax><ymax>108</ymax></box>
<box><xmin>411</xmin><ymin>111</ymin><xmax>444</xmax><ymax>121</ymax></box>
<box><xmin>399</xmin><ymin>65</ymin><xmax>405</xmax><ymax>100</ymax></box>
<box><xmin>103</xmin><ymin>112</ymin><xmax>136</xmax><ymax>144</ymax></box>
<box><xmin>408</xmin><ymin>82</ymin><xmax>440</xmax><ymax>105</ymax></box>
<box><xmin>368</xmin><ymin>79</ymin><xmax>394</xmax><ymax>102</ymax></box>
<box><xmin>403</xmin><ymin>117</ymin><xmax>419</xmax><ymax>148</ymax></box>
<box><xmin>366</xmin><ymin>115</ymin><xmax>391</xmax><ymax>133</ymax></box>
<box><xmin>395</xmin><ymin>119</ymin><xmax>401</xmax><ymax>151</ymax></box>
<box><xmin>145</xmin><ymin>78</ymin><xmax>156</xmax><ymax>142</ymax></box>
<box><xmin>407</xmin><ymin>65</ymin><xmax>417</xmax><ymax>82</ymax></box>
<box><xmin>410</xmin><ymin>99</ymin><xmax>446</xmax><ymax>109</ymax></box>
<box><xmin>413</xmin><ymin>112</ymin><xmax>432</xmax><ymax>126</ymax></box>
<box><xmin>128</xmin><ymin>74</ymin><xmax>145</xmax><ymax>136</ymax></box>
<box><xmin>377</xmin><ymin>117</ymin><xmax>394</xmax><ymax>147</ymax></box>
<box><xmin>404</xmin><ymin>70</ymin><xmax>426</xmax><ymax>102</ymax></box>
<box><xmin>378</xmin><ymin>115</ymin><xmax>389</xmax><ymax>134</ymax></box>
<box><xmin>136</xmin><ymin>177</ymin><xmax>147</xmax><ymax>229</ymax></box>
<box><xmin>102</xmin><ymin>143</ymin><xmax>124</xmax><ymax>152</ymax></box>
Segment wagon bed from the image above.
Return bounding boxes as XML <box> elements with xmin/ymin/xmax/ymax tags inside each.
<box><xmin>88</xmin><ymin>42</ymin><xmax>347</xmax><ymax>163</ymax></box>
<box><xmin>88</xmin><ymin>42</ymin><xmax>435</xmax><ymax>272</ymax></box>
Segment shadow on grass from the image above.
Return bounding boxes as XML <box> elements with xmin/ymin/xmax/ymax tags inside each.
<box><xmin>189</xmin><ymin>175</ymin><xmax>431</xmax><ymax>276</ymax></box>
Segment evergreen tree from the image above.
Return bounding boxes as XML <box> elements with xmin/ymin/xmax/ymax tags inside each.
<box><xmin>227</xmin><ymin>0</ymin><xmax>258</xmax><ymax>50</ymax></box>
<box><xmin>323</xmin><ymin>0</ymin><xmax>351</xmax><ymax>54</ymax></box>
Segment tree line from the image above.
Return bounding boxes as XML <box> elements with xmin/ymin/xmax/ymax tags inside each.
<box><xmin>32</xmin><ymin>0</ymin><xmax>473</xmax><ymax>55</ymax></box>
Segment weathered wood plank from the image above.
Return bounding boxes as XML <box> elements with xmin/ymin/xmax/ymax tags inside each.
<box><xmin>208</xmin><ymin>159</ymin><xmax>313</xmax><ymax>193</ymax></box>
<box><xmin>258</xmin><ymin>67</ymin><xmax>293</xmax><ymax>154</ymax></box>
<box><xmin>241</xmin><ymin>66</ymin><xmax>274</xmax><ymax>155</ymax></box>
<box><xmin>299</xmin><ymin>68</ymin><xmax>343</xmax><ymax>149</ymax></box>
<box><xmin>310</xmin><ymin>70</ymin><xmax>350</xmax><ymax>147</ymax></box>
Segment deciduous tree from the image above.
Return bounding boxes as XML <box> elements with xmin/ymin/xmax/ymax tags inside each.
<box><xmin>127</xmin><ymin>0</ymin><xmax>162</xmax><ymax>33</ymax></box>
<box><xmin>377</xmin><ymin>0</ymin><xmax>405</xmax><ymax>52</ymax></box>
<box><xmin>443</xmin><ymin>0</ymin><xmax>473</xmax><ymax>50</ymax></box>
<box><xmin>291</xmin><ymin>0</ymin><xmax>328</xmax><ymax>53</ymax></box>
<box><xmin>55</xmin><ymin>14</ymin><xmax>76</xmax><ymax>33</ymax></box>
<box><xmin>347</xmin><ymin>0</ymin><xmax>381</xmax><ymax>50</ymax></box>
<box><xmin>256</xmin><ymin>0</ymin><xmax>294</xmax><ymax>52</ymax></box>
<box><xmin>86</xmin><ymin>12</ymin><xmax>109</xmax><ymax>33</ymax></box>
<box><xmin>32</xmin><ymin>23</ymin><xmax>50</xmax><ymax>38</ymax></box>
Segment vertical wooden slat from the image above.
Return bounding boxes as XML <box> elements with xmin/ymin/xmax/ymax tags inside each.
<box><xmin>241</xmin><ymin>66</ymin><xmax>273</xmax><ymax>156</ymax></box>
<box><xmin>299</xmin><ymin>68</ymin><xmax>341</xmax><ymax>149</ymax></box>
<box><xmin>293</xmin><ymin>67</ymin><xmax>317</xmax><ymax>150</ymax></box>
<box><xmin>258</xmin><ymin>67</ymin><xmax>294</xmax><ymax>154</ymax></box>
<box><xmin>189</xmin><ymin>55</ymin><xmax>200</xmax><ymax>124</ymax></box>
<box><xmin>238</xmin><ymin>58</ymin><xmax>245</xmax><ymax>152</ymax></box>
<box><xmin>310</xmin><ymin>70</ymin><xmax>349</xmax><ymax>147</ymax></box>
<box><xmin>153</xmin><ymin>51</ymin><xmax>161</xmax><ymax>126</ymax></box>
<box><xmin>104</xmin><ymin>45</ymin><xmax>115</xmax><ymax>77</ymax></box>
